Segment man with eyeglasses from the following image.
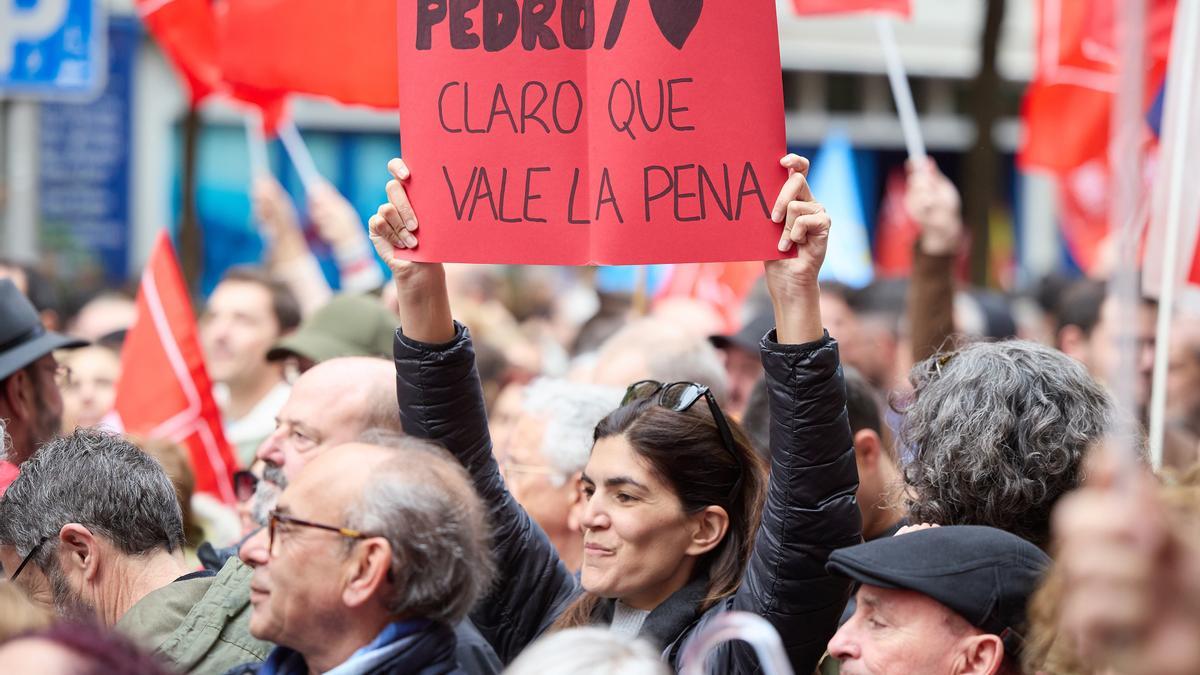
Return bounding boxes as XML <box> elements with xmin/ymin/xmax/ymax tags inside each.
<box><xmin>250</xmin><ymin>356</ymin><xmax>403</xmax><ymax>525</ymax></box>
<box><xmin>490</xmin><ymin>378</ymin><xmax>621</xmax><ymax>573</ymax></box>
<box><xmin>0</xmin><ymin>279</ymin><xmax>84</xmax><ymax>488</ymax></box>
<box><xmin>0</xmin><ymin>428</ymin><xmax>270</xmax><ymax>673</ymax></box>
<box><xmin>228</xmin><ymin>441</ymin><xmax>494</xmax><ymax>675</ymax></box>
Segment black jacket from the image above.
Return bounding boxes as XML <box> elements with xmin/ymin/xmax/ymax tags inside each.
<box><xmin>393</xmin><ymin>324</ymin><xmax>861</xmax><ymax>673</ymax></box>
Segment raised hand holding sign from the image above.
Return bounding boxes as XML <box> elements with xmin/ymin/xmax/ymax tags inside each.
<box><xmin>395</xmin><ymin>0</ymin><xmax>789</xmax><ymax>265</ymax></box>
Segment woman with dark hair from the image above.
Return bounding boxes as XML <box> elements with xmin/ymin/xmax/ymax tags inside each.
<box><xmin>371</xmin><ymin>154</ymin><xmax>861</xmax><ymax>673</ymax></box>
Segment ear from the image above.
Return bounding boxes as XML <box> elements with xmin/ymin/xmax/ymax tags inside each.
<box><xmin>565</xmin><ymin>473</ymin><xmax>585</xmax><ymax>534</ymax></box>
<box><xmin>854</xmin><ymin>429</ymin><xmax>881</xmax><ymax>471</ymax></box>
<box><xmin>0</xmin><ymin>369</ymin><xmax>33</xmax><ymax>421</ymax></box>
<box><xmin>685</xmin><ymin>505</ymin><xmax>730</xmax><ymax>557</ymax></box>
<box><xmin>954</xmin><ymin>633</ymin><xmax>1005</xmax><ymax>675</ymax></box>
<box><xmin>342</xmin><ymin>539</ymin><xmax>393</xmax><ymax>610</ymax></box>
<box><xmin>57</xmin><ymin>524</ymin><xmax>101</xmax><ymax>582</ymax></box>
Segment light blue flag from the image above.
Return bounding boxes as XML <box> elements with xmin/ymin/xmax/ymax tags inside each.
<box><xmin>808</xmin><ymin>132</ymin><xmax>874</xmax><ymax>288</ymax></box>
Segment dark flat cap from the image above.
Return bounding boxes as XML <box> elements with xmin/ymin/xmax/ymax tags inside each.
<box><xmin>0</xmin><ymin>279</ymin><xmax>86</xmax><ymax>381</ymax></box>
<box><xmin>827</xmin><ymin>525</ymin><xmax>1050</xmax><ymax>642</ymax></box>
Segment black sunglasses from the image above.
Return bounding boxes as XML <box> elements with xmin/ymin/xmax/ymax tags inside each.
<box><xmin>233</xmin><ymin>470</ymin><xmax>259</xmax><ymax>503</ymax></box>
<box><xmin>9</xmin><ymin>535</ymin><xmax>51</xmax><ymax>582</ymax></box>
<box><xmin>621</xmin><ymin>380</ymin><xmax>743</xmax><ymax>498</ymax></box>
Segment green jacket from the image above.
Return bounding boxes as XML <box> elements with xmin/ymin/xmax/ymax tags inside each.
<box><xmin>116</xmin><ymin>557</ymin><xmax>272</xmax><ymax>674</ymax></box>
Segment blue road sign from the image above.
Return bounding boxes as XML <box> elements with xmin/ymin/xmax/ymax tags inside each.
<box><xmin>0</xmin><ymin>0</ymin><xmax>106</xmax><ymax>99</ymax></box>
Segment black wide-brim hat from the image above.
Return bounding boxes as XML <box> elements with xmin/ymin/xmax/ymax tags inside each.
<box><xmin>0</xmin><ymin>279</ymin><xmax>87</xmax><ymax>381</ymax></box>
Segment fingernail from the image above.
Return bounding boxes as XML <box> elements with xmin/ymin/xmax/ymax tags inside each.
<box><xmin>771</xmin><ymin>209</ymin><xmax>782</xmax><ymax>223</ymax></box>
<box><xmin>404</xmin><ymin>218</ymin><xmax>418</xmax><ymax>232</ymax></box>
<box><xmin>777</xmin><ymin>239</ymin><xmax>789</xmax><ymax>252</ymax></box>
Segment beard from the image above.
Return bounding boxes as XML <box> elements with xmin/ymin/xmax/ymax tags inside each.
<box><xmin>251</xmin><ymin>463</ymin><xmax>286</xmax><ymax>527</ymax></box>
<box><xmin>48</xmin><ymin>563</ymin><xmax>95</xmax><ymax>621</ymax></box>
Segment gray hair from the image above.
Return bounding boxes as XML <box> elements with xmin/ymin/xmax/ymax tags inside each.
<box><xmin>596</xmin><ymin>319</ymin><xmax>729</xmax><ymax>403</ymax></box>
<box><xmin>521</xmin><ymin>379</ymin><xmax>623</xmax><ymax>478</ymax></box>
<box><xmin>0</xmin><ymin>429</ymin><xmax>185</xmax><ymax>573</ymax></box>
<box><xmin>345</xmin><ymin>438</ymin><xmax>494</xmax><ymax>624</ymax></box>
<box><xmin>899</xmin><ymin>340</ymin><xmax>1115</xmax><ymax>548</ymax></box>
<box><xmin>503</xmin><ymin>628</ymin><xmax>670</xmax><ymax>675</ymax></box>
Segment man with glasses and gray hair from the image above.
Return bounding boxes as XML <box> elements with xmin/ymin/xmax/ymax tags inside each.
<box><xmin>0</xmin><ymin>428</ymin><xmax>270</xmax><ymax>673</ymax></box>
<box><xmin>229</xmin><ymin>440</ymin><xmax>495</xmax><ymax>675</ymax></box>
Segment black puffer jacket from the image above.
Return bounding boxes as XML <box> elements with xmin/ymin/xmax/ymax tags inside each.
<box><xmin>394</xmin><ymin>324</ymin><xmax>860</xmax><ymax>674</ymax></box>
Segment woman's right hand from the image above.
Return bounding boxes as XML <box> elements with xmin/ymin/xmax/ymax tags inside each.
<box><xmin>368</xmin><ymin>158</ymin><xmax>454</xmax><ymax>343</ymax></box>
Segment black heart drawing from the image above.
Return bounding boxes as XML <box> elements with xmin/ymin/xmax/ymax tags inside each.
<box><xmin>649</xmin><ymin>0</ymin><xmax>703</xmax><ymax>50</ymax></box>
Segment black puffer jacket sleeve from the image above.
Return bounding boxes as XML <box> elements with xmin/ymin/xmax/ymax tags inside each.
<box><xmin>393</xmin><ymin>324</ymin><xmax>578</xmax><ymax>664</ymax></box>
<box><xmin>675</xmin><ymin>330</ymin><xmax>861</xmax><ymax>673</ymax></box>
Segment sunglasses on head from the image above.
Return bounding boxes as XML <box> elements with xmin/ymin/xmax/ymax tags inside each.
<box><xmin>620</xmin><ymin>380</ymin><xmax>743</xmax><ymax>499</ymax></box>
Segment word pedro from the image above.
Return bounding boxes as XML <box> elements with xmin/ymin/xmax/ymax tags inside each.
<box><xmin>417</xmin><ymin>0</ymin><xmax>634</xmax><ymax>51</ymax></box>
<box><xmin>441</xmin><ymin>162</ymin><xmax>769</xmax><ymax>224</ymax></box>
<box><xmin>438</xmin><ymin>77</ymin><xmax>694</xmax><ymax>140</ymax></box>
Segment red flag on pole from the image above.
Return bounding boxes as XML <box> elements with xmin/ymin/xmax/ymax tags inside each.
<box><xmin>137</xmin><ymin>0</ymin><xmax>223</xmax><ymax>104</ymax></box>
<box><xmin>1020</xmin><ymin>0</ymin><xmax>1175</xmax><ymax>173</ymax></box>
<box><xmin>791</xmin><ymin>0</ymin><xmax>911</xmax><ymax>18</ymax></box>
<box><xmin>215</xmin><ymin>0</ymin><xmax>399</xmax><ymax>109</ymax></box>
<box><xmin>113</xmin><ymin>231</ymin><xmax>239</xmax><ymax>504</ymax></box>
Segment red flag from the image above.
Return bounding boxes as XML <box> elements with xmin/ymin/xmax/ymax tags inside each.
<box><xmin>216</xmin><ymin>0</ymin><xmax>399</xmax><ymax>109</ymax></box>
<box><xmin>874</xmin><ymin>168</ymin><xmax>920</xmax><ymax>277</ymax></box>
<box><xmin>137</xmin><ymin>0</ymin><xmax>223</xmax><ymax>104</ymax></box>
<box><xmin>114</xmin><ymin>232</ymin><xmax>239</xmax><ymax>504</ymax></box>
<box><xmin>791</xmin><ymin>0</ymin><xmax>911</xmax><ymax>18</ymax></box>
<box><xmin>1020</xmin><ymin>0</ymin><xmax>1175</xmax><ymax>173</ymax></box>
<box><xmin>656</xmin><ymin>263</ymin><xmax>764</xmax><ymax>333</ymax></box>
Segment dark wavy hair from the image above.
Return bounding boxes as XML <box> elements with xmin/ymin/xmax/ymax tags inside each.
<box><xmin>552</xmin><ymin>393</ymin><xmax>767</xmax><ymax>629</ymax></box>
<box><xmin>898</xmin><ymin>340</ymin><xmax>1116</xmax><ymax>548</ymax></box>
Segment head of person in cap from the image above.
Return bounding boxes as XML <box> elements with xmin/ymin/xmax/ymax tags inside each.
<box><xmin>266</xmin><ymin>294</ymin><xmax>397</xmax><ymax>374</ymax></box>
<box><xmin>709</xmin><ymin>311</ymin><xmax>774</xmax><ymax>418</ymax></box>
<box><xmin>0</xmin><ymin>279</ymin><xmax>86</xmax><ymax>465</ymax></box>
<box><xmin>826</xmin><ymin>525</ymin><xmax>1050</xmax><ymax>675</ymax></box>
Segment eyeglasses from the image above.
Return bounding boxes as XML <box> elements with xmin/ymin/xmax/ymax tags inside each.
<box><xmin>267</xmin><ymin>510</ymin><xmax>372</xmax><ymax>556</ymax></box>
<box><xmin>9</xmin><ymin>535</ymin><xmax>50</xmax><ymax>582</ymax></box>
<box><xmin>233</xmin><ymin>471</ymin><xmax>259</xmax><ymax>503</ymax></box>
<box><xmin>621</xmin><ymin>380</ymin><xmax>743</xmax><ymax>498</ymax></box>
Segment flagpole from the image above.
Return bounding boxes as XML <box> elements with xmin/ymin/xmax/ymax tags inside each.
<box><xmin>1107</xmin><ymin>0</ymin><xmax>1145</xmax><ymax>474</ymax></box>
<box><xmin>1149</xmin><ymin>0</ymin><xmax>1200</xmax><ymax>470</ymax></box>
<box><xmin>874</xmin><ymin>16</ymin><xmax>926</xmax><ymax>162</ymax></box>
<box><xmin>245</xmin><ymin>110</ymin><xmax>269</xmax><ymax>180</ymax></box>
<box><xmin>278</xmin><ymin>120</ymin><xmax>325</xmax><ymax>192</ymax></box>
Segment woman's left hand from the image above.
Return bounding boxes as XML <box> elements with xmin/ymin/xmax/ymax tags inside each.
<box><xmin>764</xmin><ymin>154</ymin><xmax>830</xmax><ymax>344</ymax></box>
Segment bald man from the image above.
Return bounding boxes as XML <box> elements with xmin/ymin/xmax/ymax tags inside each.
<box><xmin>253</xmin><ymin>357</ymin><xmax>403</xmax><ymax>518</ymax></box>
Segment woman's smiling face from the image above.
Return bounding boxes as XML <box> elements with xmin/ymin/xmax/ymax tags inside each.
<box><xmin>578</xmin><ymin>435</ymin><xmax>706</xmax><ymax>610</ymax></box>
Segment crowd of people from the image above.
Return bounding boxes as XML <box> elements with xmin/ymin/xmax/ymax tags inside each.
<box><xmin>0</xmin><ymin>153</ymin><xmax>1197</xmax><ymax>675</ymax></box>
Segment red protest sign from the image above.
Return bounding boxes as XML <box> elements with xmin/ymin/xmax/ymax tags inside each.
<box><xmin>395</xmin><ymin>0</ymin><xmax>788</xmax><ymax>265</ymax></box>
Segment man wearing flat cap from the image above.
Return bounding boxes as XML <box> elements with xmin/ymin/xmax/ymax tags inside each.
<box><xmin>826</xmin><ymin>525</ymin><xmax>1050</xmax><ymax>675</ymax></box>
<box><xmin>0</xmin><ymin>279</ymin><xmax>85</xmax><ymax>469</ymax></box>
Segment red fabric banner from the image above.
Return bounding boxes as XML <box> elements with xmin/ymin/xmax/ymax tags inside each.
<box><xmin>1019</xmin><ymin>0</ymin><xmax>1175</xmax><ymax>173</ymax></box>
<box><xmin>395</xmin><ymin>0</ymin><xmax>789</xmax><ymax>265</ymax></box>
<box><xmin>216</xmin><ymin>0</ymin><xmax>399</xmax><ymax>109</ymax></box>
<box><xmin>873</xmin><ymin>168</ymin><xmax>919</xmax><ymax>277</ymax></box>
<box><xmin>114</xmin><ymin>232</ymin><xmax>239</xmax><ymax>504</ymax></box>
<box><xmin>790</xmin><ymin>0</ymin><xmax>911</xmax><ymax>18</ymax></box>
<box><xmin>137</xmin><ymin>0</ymin><xmax>223</xmax><ymax>104</ymax></box>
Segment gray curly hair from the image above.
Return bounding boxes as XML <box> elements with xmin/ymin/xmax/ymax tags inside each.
<box><xmin>899</xmin><ymin>340</ymin><xmax>1114</xmax><ymax>548</ymax></box>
